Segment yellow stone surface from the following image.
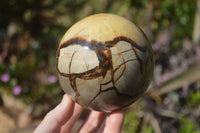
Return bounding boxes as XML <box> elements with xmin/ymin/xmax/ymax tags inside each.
<box><xmin>60</xmin><ymin>13</ymin><xmax>149</xmax><ymax>48</ymax></box>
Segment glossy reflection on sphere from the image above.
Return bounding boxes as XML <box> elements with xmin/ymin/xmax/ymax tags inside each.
<box><xmin>56</xmin><ymin>13</ymin><xmax>154</xmax><ymax>112</ymax></box>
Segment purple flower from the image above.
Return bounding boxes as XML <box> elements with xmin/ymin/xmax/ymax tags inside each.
<box><xmin>48</xmin><ymin>75</ymin><xmax>57</xmax><ymax>83</ymax></box>
<box><xmin>13</xmin><ymin>85</ymin><xmax>21</xmax><ymax>95</ymax></box>
<box><xmin>1</xmin><ymin>74</ymin><xmax>10</xmax><ymax>82</ymax></box>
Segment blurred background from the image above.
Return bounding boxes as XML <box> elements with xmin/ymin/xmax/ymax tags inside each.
<box><xmin>0</xmin><ymin>0</ymin><xmax>200</xmax><ymax>133</ymax></box>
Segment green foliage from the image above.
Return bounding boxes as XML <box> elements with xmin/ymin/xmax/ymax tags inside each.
<box><xmin>123</xmin><ymin>111</ymin><xmax>139</xmax><ymax>132</ymax></box>
<box><xmin>153</xmin><ymin>0</ymin><xmax>195</xmax><ymax>39</ymax></box>
<box><xmin>142</xmin><ymin>125</ymin><xmax>153</xmax><ymax>133</ymax></box>
<box><xmin>179</xmin><ymin>117</ymin><xmax>200</xmax><ymax>133</ymax></box>
<box><xmin>189</xmin><ymin>91</ymin><xmax>200</xmax><ymax>106</ymax></box>
<box><xmin>123</xmin><ymin>110</ymin><xmax>155</xmax><ymax>133</ymax></box>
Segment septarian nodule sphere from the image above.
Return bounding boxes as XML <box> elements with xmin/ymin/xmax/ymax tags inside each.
<box><xmin>56</xmin><ymin>13</ymin><xmax>154</xmax><ymax>112</ymax></box>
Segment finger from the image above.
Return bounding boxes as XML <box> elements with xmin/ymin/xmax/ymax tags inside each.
<box><xmin>60</xmin><ymin>103</ymin><xmax>84</xmax><ymax>133</ymax></box>
<box><xmin>96</xmin><ymin>118</ymin><xmax>106</xmax><ymax>133</ymax></box>
<box><xmin>102</xmin><ymin>111</ymin><xmax>125</xmax><ymax>133</ymax></box>
<box><xmin>34</xmin><ymin>94</ymin><xmax>75</xmax><ymax>133</ymax></box>
<box><xmin>78</xmin><ymin>110</ymin><xmax>106</xmax><ymax>133</ymax></box>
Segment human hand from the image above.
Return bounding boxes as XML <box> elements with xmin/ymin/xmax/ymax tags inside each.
<box><xmin>34</xmin><ymin>94</ymin><xmax>125</xmax><ymax>133</ymax></box>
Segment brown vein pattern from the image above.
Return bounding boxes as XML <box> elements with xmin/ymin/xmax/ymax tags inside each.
<box><xmin>56</xmin><ymin>36</ymin><xmax>147</xmax><ymax>107</ymax></box>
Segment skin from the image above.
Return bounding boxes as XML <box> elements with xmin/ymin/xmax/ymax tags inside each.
<box><xmin>34</xmin><ymin>94</ymin><xmax>125</xmax><ymax>133</ymax></box>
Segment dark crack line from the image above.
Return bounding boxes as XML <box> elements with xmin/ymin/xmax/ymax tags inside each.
<box><xmin>87</xmin><ymin>58</ymin><xmax>137</xmax><ymax>106</ymax></box>
<box><xmin>131</xmin><ymin>46</ymin><xmax>143</xmax><ymax>75</ymax></box>
<box><xmin>68</xmin><ymin>76</ymin><xmax>80</xmax><ymax>103</ymax></box>
<box><xmin>56</xmin><ymin>36</ymin><xmax>147</xmax><ymax>105</ymax></box>
<box><xmin>59</xmin><ymin>36</ymin><xmax>146</xmax><ymax>53</ymax></box>
<box><xmin>113</xmin><ymin>55</ymin><xmax>127</xmax><ymax>84</ymax></box>
<box><xmin>68</xmin><ymin>51</ymin><xmax>80</xmax><ymax>102</ymax></box>
<box><xmin>100</xmin><ymin>78</ymin><xmax>112</xmax><ymax>86</ymax></box>
<box><xmin>69</xmin><ymin>50</ymin><xmax>77</xmax><ymax>74</ymax></box>
<box><xmin>111</xmin><ymin>49</ymin><xmax>133</xmax><ymax>56</ymax></box>
<box><xmin>105</xmin><ymin>36</ymin><xmax>146</xmax><ymax>52</ymax></box>
<box><xmin>88</xmin><ymin>85</ymin><xmax>134</xmax><ymax>107</ymax></box>
<box><xmin>57</xmin><ymin>66</ymin><xmax>102</xmax><ymax>79</ymax></box>
<box><xmin>83</xmin><ymin>58</ymin><xmax>89</xmax><ymax>72</ymax></box>
<box><xmin>113</xmin><ymin>58</ymin><xmax>137</xmax><ymax>73</ymax></box>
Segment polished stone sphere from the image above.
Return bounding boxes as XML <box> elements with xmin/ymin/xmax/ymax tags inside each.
<box><xmin>56</xmin><ymin>13</ymin><xmax>154</xmax><ymax>112</ymax></box>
